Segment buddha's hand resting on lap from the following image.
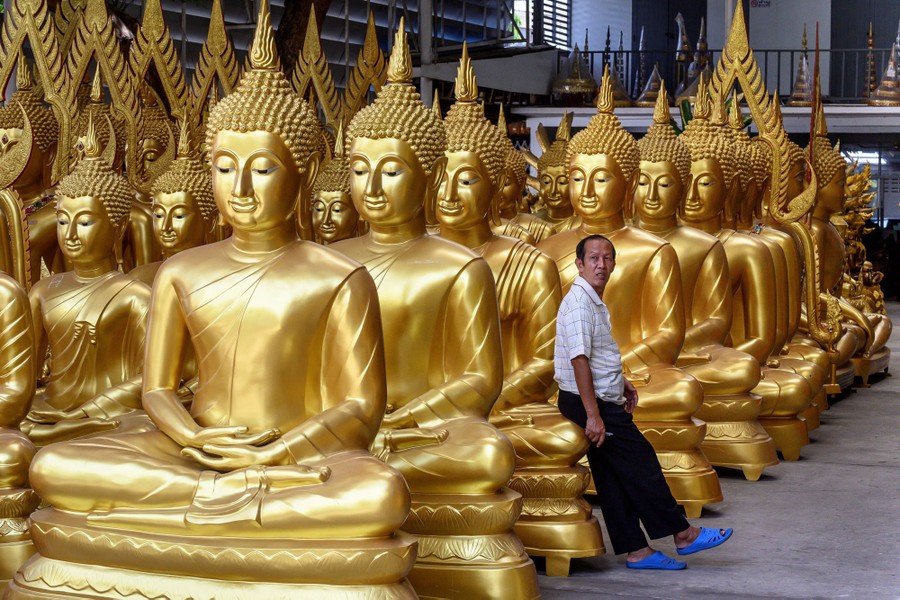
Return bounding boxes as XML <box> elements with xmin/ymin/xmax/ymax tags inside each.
<box><xmin>489</xmin><ymin>413</ymin><xmax>534</xmax><ymax>428</ymax></box>
<box><xmin>386</xmin><ymin>427</ymin><xmax>450</xmax><ymax>452</ymax></box>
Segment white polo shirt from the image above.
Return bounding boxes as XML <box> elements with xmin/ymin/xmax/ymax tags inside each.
<box><xmin>554</xmin><ymin>275</ymin><xmax>625</xmax><ymax>405</ymax></box>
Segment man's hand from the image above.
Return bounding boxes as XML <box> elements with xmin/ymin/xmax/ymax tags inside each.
<box><xmin>585</xmin><ymin>412</ymin><xmax>606</xmax><ymax>447</ymax></box>
<box><xmin>624</xmin><ymin>379</ymin><xmax>639</xmax><ymax>414</ymax></box>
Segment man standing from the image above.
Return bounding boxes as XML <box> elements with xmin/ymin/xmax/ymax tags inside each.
<box><xmin>554</xmin><ymin>234</ymin><xmax>733</xmax><ymax>569</ymax></box>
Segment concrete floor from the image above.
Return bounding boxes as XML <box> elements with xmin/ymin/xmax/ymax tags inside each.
<box><xmin>537</xmin><ymin>302</ymin><xmax>900</xmax><ymax>600</ymax></box>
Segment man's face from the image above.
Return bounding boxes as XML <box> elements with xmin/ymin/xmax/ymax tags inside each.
<box><xmin>349</xmin><ymin>137</ymin><xmax>431</xmax><ymax>227</ymax></box>
<box><xmin>635</xmin><ymin>160</ymin><xmax>683</xmax><ymax>221</ymax></box>
<box><xmin>312</xmin><ymin>190</ymin><xmax>357</xmax><ymax>242</ymax></box>
<box><xmin>539</xmin><ymin>164</ymin><xmax>569</xmax><ymax>209</ymax></box>
<box><xmin>437</xmin><ymin>150</ymin><xmax>493</xmax><ymax>230</ymax></box>
<box><xmin>576</xmin><ymin>237</ymin><xmax>616</xmax><ymax>296</ymax></box>
<box><xmin>151</xmin><ymin>190</ymin><xmax>205</xmax><ymax>253</ymax></box>
<box><xmin>569</xmin><ymin>153</ymin><xmax>628</xmax><ymax>221</ymax></box>
<box><xmin>211</xmin><ymin>129</ymin><xmax>303</xmax><ymax>233</ymax></box>
<box><xmin>683</xmin><ymin>158</ymin><xmax>726</xmax><ymax>223</ymax></box>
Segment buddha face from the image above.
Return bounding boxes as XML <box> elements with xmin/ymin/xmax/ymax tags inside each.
<box><xmin>786</xmin><ymin>158</ymin><xmax>806</xmax><ymax>202</ymax></box>
<box><xmin>0</xmin><ymin>127</ymin><xmax>43</xmax><ymax>191</ymax></box>
<box><xmin>635</xmin><ymin>161</ymin><xmax>683</xmax><ymax>221</ymax></box>
<box><xmin>816</xmin><ymin>168</ymin><xmax>846</xmax><ymax>217</ymax></box>
<box><xmin>151</xmin><ymin>191</ymin><xmax>206</xmax><ymax>253</ymax></box>
<box><xmin>211</xmin><ymin>130</ymin><xmax>307</xmax><ymax>233</ymax></box>
<box><xmin>312</xmin><ymin>190</ymin><xmax>357</xmax><ymax>242</ymax></box>
<box><xmin>539</xmin><ymin>164</ymin><xmax>569</xmax><ymax>210</ymax></box>
<box><xmin>56</xmin><ymin>194</ymin><xmax>116</xmax><ymax>263</ymax></box>
<box><xmin>569</xmin><ymin>153</ymin><xmax>629</xmax><ymax>220</ymax></box>
<box><xmin>684</xmin><ymin>158</ymin><xmax>727</xmax><ymax>223</ymax></box>
<box><xmin>349</xmin><ymin>137</ymin><xmax>445</xmax><ymax>228</ymax></box>
<box><xmin>496</xmin><ymin>165</ymin><xmax>522</xmax><ymax>214</ymax></box>
<box><xmin>437</xmin><ymin>151</ymin><xmax>494</xmax><ymax>230</ymax></box>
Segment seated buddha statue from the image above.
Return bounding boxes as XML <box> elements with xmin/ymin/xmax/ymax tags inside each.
<box><xmin>633</xmin><ymin>86</ymin><xmax>776</xmax><ymax>481</ymax></box>
<box><xmin>130</xmin><ymin>123</ymin><xmax>217</xmax><ymax>286</ymax></box>
<box><xmin>678</xmin><ymin>78</ymin><xmax>812</xmax><ymax>461</ymax></box>
<box><xmin>537</xmin><ymin>67</ymin><xmax>721</xmax><ymax>517</ymax></box>
<box><xmin>16</xmin><ymin>8</ymin><xmax>415</xmax><ymax>597</ymax></box>
<box><xmin>533</xmin><ymin>112</ymin><xmax>581</xmax><ymax>233</ymax></box>
<box><xmin>805</xmin><ymin>103</ymin><xmax>891</xmax><ymax>381</ymax></box>
<box><xmin>20</xmin><ymin>118</ymin><xmax>152</xmax><ymax>446</ymax></box>
<box><xmin>310</xmin><ymin>122</ymin><xmax>363</xmax><ymax>245</ymax></box>
<box><xmin>436</xmin><ymin>46</ymin><xmax>602</xmax><ymax>576</ymax></box>
<box><xmin>333</xmin><ymin>24</ymin><xmax>538</xmax><ymax>598</ymax></box>
<box><xmin>726</xmin><ymin>100</ymin><xmax>827</xmax><ymax>429</ymax></box>
<box><xmin>0</xmin><ymin>273</ymin><xmax>38</xmax><ymax>582</ymax></box>
<box><xmin>494</xmin><ymin>106</ymin><xmax>555</xmax><ymax>244</ymax></box>
<box><xmin>0</xmin><ymin>57</ymin><xmax>59</xmax><ymax>282</ymax></box>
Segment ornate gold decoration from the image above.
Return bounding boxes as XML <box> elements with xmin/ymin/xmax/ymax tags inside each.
<box><xmin>129</xmin><ymin>0</ymin><xmax>187</xmax><ymax>121</ymax></box>
<box><xmin>0</xmin><ymin>185</ymin><xmax>32</xmax><ymax>290</ymax></box>
<box><xmin>189</xmin><ymin>0</ymin><xmax>240</xmax><ymax>128</ymax></box>
<box><xmin>291</xmin><ymin>5</ymin><xmax>342</xmax><ymax>128</ymax></box>
<box><xmin>342</xmin><ymin>12</ymin><xmax>387</xmax><ymax>123</ymax></box>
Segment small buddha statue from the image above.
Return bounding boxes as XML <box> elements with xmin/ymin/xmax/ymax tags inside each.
<box><xmin>18</xmin><ymin>5</ymin><xmax>414</xmax><ymax>596</ymax></box>
<box><xmin>679</xmin><ymin>78</ymin><xmax>812</xmax><ymax>460</ymax></box>
<box><xmin>333</xmin><ymin>23</ymin><xmax>538</xmax><ymax>597</ymax></box>
<box><xmin>494</xmin><ymin>105</ymin><xmax>555</xmax><ymax>244</ymax></box>
<box><xmin>538</xmin><ymin>66</ymin><xmax>722</xmax><ymax>517</ymax></box>
<box><xmin>633</xmin><ymin>85</ymin><xmax>776</xmax><ymax>481</ymax></box>
<box><xmin>0</xmin><ymin>272</ymin><xmax>38</xmax><ymax>582</ymax></box>
<box><xmin>310</xmin><ymin>121</ymin><xmax>362</xmax><ymax>244</ymax></box>
<box><xmin>533</xmin><ymin>112</ymin><xmax>581</xmax><ymax>233</ymax></box>
<box><xmin>437</xmin><ymin>45</ymin><xmax>602</xmax><ymax>575</ymax></box>
<box><xmin>726</xmin><ymin>99</ymin><xmax>827</xmax><ymax>429</ymax></box>
<box><xmin>0</xmin><ymin>57</ymin><xmax>59</xmax><ymax>282</ymax></box>
<box><xmin>21</xmin><ymin>117</ymin><xmax>153</xmax><ymax>446</ymax></box>
<box><xmin>130</xmin><ymin>122</ymin><xmax>217</xmax><ymax>286</ymax></box>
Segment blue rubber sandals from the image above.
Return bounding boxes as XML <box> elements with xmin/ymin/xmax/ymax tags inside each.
<box><xmin>626</xmin><ymin>550</ymin><xmax>686</xmax><ymax>570</ymax></box>
<box><xmin>676</xmin><ymin>527</ymin><xmax>734</xmax><ymax>556</ymax></box>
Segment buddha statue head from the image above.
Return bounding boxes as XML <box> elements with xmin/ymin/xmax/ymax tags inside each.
<box><xmin>437</xmin><ymin>43</ymin><xmax>507</xmax><ymax>231</ymax></box>
<box><xmin>136</xmin><ymin>85</ymin><xmax>177</xmax><ymax>193</ymax></box>
<box><xmin>346</xmin><ymin>19</ymin><xmax>447</xmax><ymax>231</ymax></box>
<box><xmin>74</xmin><ymin>69</ymin><xmax>127</xmax><ymax>173</ymax></box>
<box><xmin>0</xmin><ymin>56</ymin><xmax>58</xmax><ymax>195</ymax></box>
<box><xmin>311</xmin><ymin>121</ymin><xmax>360</xmax><ymax>243</ymax></box>
<box><xmin>806</xmin><ymin>100</ymin><xmax>846</xmax><ymax>218</ymax></box>
<box><xmin>494</xmin><ymin>105</ymin><xmax>528</xmax><ymax>218</ymax></box>
<box><xmin>634</xmin><ymin>82</ymin><xmax>690</xmax><ymax>226</ymax></box>
<box><xmin>536</xmin><ymin>112</ymin><xmax>572</xmax><ymax>213</ymax></box>
<box><xmin>150</xmin><ymin>121</ymin><xmax>216</xmax><ymax>256</ymax></box>
<box><xmin>55</xmin><ymin>116</ymin><xmax>133</xmax><ymax>268</ymax></box>
<box><xmin>678</xmin><ymin>75</ymin><xmax>737</xmax><ymax>226</ymax></box>
<box><xmin>565</xmin><ymin>65</ymin><xmax>640</xmax><ymax>223</ymax></box>
<box><xmin>205</xmin><ymin>0</ymin><xmax>321</xmax><ymax>239</ymax></box>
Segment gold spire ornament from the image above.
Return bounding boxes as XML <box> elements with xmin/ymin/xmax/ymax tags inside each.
<box><xmin>868</xmin><ymin>20</ymin><xmax>900</xmax><ymax>106</ymax></box>
<box><xmin>342</xmin><ymin>12</ymin><xmax>388</xmax><ymax>122</ymax></box>
<box><xmin>74</xmin><ymin>68</ymin><xmax>127</xmax><ymax>172</ymax></box>
<box><xmin>189</xmin><ymin>0</ymin><xmax>240</xmax><ymax>127</ymax></box>
<box><xmin>129</xmin><ymin>0</ymin><xmax>188</xmax><ymax>121</ymax></box>
<box><xmin>635</xmin><ymin>63</ymin><xmax>670</xmax><ymax>108</ymax></box>
<box><xmin>788</xmin><ymin>24</ymin><xmax>813</xmax><ymax>106</ymax></box>
<box><xmin>291</xmin><ymin>5</ymin><xmax>342</xmax><ymax>128</ymax></box>
<box><xmin>551</xmin><ymin>44</ymin><xmax>597</xmax><ymax>105</ymax></box>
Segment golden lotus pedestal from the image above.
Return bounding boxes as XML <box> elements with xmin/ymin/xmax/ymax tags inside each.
<box><xmin>0</xmin><ymin>540</ymin><xmax>34</xmax><ymax>585</ymax></box>
<box><xmin>696</xmin><ymin>393</ymin><xmax>779</xmax><ymax>482</ymax></box>
<box><xmin>402</xmin><ymin>489</ymin><xmax>540</xmax><ymax>599</ymax></box>
<box><xmin>758</xmin><ymin>417</ymin><xmax>809</xmax><ymax>462</ymax></box>
<box><xmin>509</xmin><ymin>466</ymin><xmax>605</xmax><ymax>577</ymax></box>
<box><xmin>0</xmin><ymin>489</ymin><xmax>40</xmax><ymax>584</ymax></box>
<box><xmin>7</xmin><ymin>509</ymin><xmax>418</xmax><ymax>599</ymax></box>
<box><xmin>852</xmin><ymin>347</ymin><xmax>891</xmax><ymax>387</ymax></box>
<box><xmin>639</xmin><ymin>419</ymin><xmax>723</xmax><ymax>518</ymax></box>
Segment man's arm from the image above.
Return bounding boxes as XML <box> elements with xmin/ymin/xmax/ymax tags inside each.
<box><xmin>571</xmin><ymin>355</ymin><xmax>605</xmax><ymax>446</ymax></box>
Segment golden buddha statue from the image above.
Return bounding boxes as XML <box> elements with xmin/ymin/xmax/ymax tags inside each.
<box><xmin>14</xmin><ymin>5</ymin><xmax>415</xmax><ymax>597</ymax></box>
<box><xmin>534</xmin><ymin>112</ymin><xmax>581</xmax><ymax>233</ymax></box>
<box><xmin>495</xmin><ymin>105</ymin><xmax>555</xmax><ymax>244</ymax></box>
<box><xmin>0</xmin><ymin>57</ymin><xmax>59</xmax><ymax>282</ymax></box>
<box><xmin>633</xmin><ymin>86</ymin><xmax>776</xmax><ymax>481</ymax></box>
<box><xmin>678</xmin><ymin>78</ymin><xmax>812</xmax><ymax>461</ymax></box>
<box><xmin>333</xmin><ymin>23</ymin><xmax>539</xmax><ymax>598</ymax></box>
<box><xmin>436</xmin><ymin>45</ymin><xmax>602</xmax><ymax>576</ymax></box>
<box><xmin>130</xmin><ymin>123</ymin><xmax>217</xmax><ymax>286</ymax></box>
<box><xmin>20</xmin><ymin>117</ymin><xmax>152</xmax><ymax>447</ymax></box>
<box><xmin>310</xmin><ymin>122</ymin><xmax>362</xmax><ymax>244</ymax></box>
<box><xmin>726</xmin><ymin>99</ymin><xmax>827</xmax><ymax>428</ymax></box>
<box><xmin>804</xmin><ymin>106</ymin><xmax>892</xmax><ymax>382</ymax></box>
<box><xmin>538</xmin><ymin>67</ymin><xmax>722</xmax><ymax>517</ymax></box>
<box><xmin>0</xmin><ymin>272</ymin><xmax>38</xmax><ymax>582</ymax></box>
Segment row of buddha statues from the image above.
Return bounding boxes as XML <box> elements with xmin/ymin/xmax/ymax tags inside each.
<box><xmin>0</xmin><ymin>0</ymin><xmax>891</xmax><ymax>597</ymax></box>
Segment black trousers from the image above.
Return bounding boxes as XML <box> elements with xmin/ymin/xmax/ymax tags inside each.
<box><xmin>558</xmin><ymin>389</ymin><xmax>690</xmax><ymax>555</ymax></box>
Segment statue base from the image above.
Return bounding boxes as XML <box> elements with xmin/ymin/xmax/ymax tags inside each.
<box><xmin>759</xmin><ymin>417</ymin><xmax>809</xmax><ymax>461</ymax></box>
<box><xmin>509</xmin><ymin>467</ymin><xmax>605</xmax><ymax>576</ymax></box>
<box><xmin>639</xmin><ymin>419</ymin><xmax>723</xmax><ymax>518</ymax></box>
<box><xmin>8</xmin><ymin>508</ymin><xmax>417</xmax><ymax>599</ymax></box>
<box><xmin>402</xmin><ymin>489</ymin><xmax>539</xmax><ymax>599</ymax></box>
<box><xmin>810</xmin><ymin>388</ymin><xmax>829</xmax><ymax>415</ymax></box>
<box><xmin>800</xmin><ymin>404</ymin><xmax>820</xmax><ymax>432</ymax></box>
<box><xmin>696</xmin><ymin>393</ymin><xmax>779</xmax><ymax>481</ymax></box>
<box><xmin>0</xmin><ymin>539</ymin><xmax>35</xmax><ymax>584</ymax></box>
<box><xmin>852</xmin><ymin>346</ymin><xmax>891</xmax><ymax>387</ymax></box>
